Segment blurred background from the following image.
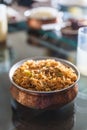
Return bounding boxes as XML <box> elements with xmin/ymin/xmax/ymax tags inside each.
<box><xmin>0</xmin><ymin>0</ymin><xmax>87</xmax><ymax>72</ymax></box>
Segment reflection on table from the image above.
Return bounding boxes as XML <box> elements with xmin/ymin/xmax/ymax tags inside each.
<box><xmin>11</xmin><ymin>99</ymin><xmax>75</xmax><ymax>130</ymax></box>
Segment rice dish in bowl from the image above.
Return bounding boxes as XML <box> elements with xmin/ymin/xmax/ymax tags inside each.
<box><xmin>9</xmin><ymin>57</ymin><xmax>80</xmax><ymax>109</ymax></box>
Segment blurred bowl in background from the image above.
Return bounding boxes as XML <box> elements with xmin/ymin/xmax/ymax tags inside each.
<box><xmin>24</xmin><ymin>7</ymin><xmax>62</xmax><ymax>30</ymax></box>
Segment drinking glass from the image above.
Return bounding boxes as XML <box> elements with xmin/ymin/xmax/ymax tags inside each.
<box><xmin>76</xmin><ymin>27</ymin><xmax>87</xmax><ymax>76</ymax></box>
<box><xmin>0</xmin><ymin>4</ymin><xmax>8</xmax><ymax>46</ymax></box>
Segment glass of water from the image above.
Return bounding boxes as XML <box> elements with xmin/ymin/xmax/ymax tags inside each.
<box><xmin>76</xmin><ymin>27</ymin><xmax>87</xmax><ymax>76</ymax></box>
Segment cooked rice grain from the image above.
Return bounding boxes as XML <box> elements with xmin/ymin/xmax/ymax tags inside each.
<box><xmin>12</xmin><ymin>59</ymin><xmax>77</xmax><ymax>91</ymax></box>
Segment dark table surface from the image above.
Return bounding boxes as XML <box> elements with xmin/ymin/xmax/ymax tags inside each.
<box><xmin>0</xmin><ymin>30</ymin><xmax>87</xmax><ymax>130</ymax></box>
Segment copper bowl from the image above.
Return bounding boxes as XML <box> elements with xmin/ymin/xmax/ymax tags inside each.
<box><xmin>24</xmin><ymin>7</ymin><xmax>62</xmax><ymax>30</ymax></box>
<box><xmin>9</xmin><ymin>57</ymin><xmax>80</xmax><ymax>110</ymax></box>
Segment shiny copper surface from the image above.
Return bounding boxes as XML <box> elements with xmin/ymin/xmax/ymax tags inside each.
<box><xmin>10</xmin><ymin>84</ymin><xmax>78</xmax><ymax>109</ymax></box>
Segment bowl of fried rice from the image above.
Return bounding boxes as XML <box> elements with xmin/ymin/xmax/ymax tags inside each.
<box><xmin>9</xmin><ymin>57</ymin><xmax>80</xmax><ymax>109</ymax></box>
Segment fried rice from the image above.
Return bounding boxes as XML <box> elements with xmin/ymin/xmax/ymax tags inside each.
<box><xmin>12</xmin><ymin>59</ymin><xmax>77</xmax><ymax>91</ymax></box>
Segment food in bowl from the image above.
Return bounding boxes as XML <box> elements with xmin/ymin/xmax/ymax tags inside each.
<box><xmin>12</xmin><ymin>59</ymin><xmax>77</xmax><ymax>92</ymax></box>
<box><xmin>24</xmin><ymin>7</ymin><xmax>59</xmax><ymax>20</ymax></box>
<box><xmin>24</xmin><ymin>7</ymin><xmax>62</xmax><ymax>29</ymax></box>
<box><xmin>28</xmin><ymin>9</ymin><xmax>56</xmax><ymax>20</ymax></box>
<box><xmin>9</xmin><ymin>57</ymin><xmax>80</xmax><ymax>109</ymax></box>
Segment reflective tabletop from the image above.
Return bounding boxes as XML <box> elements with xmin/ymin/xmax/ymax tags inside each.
<box><xmin>0</xmin><ymin>30</ymin><xmax>87</xmax><ymax>130</ymax></box>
